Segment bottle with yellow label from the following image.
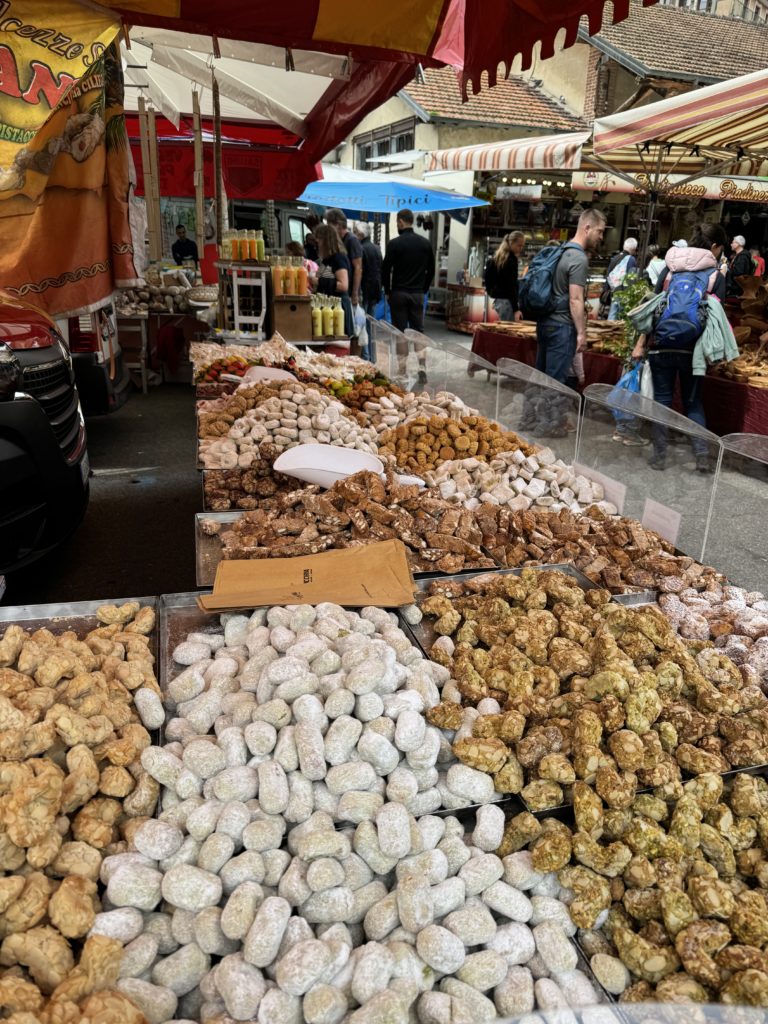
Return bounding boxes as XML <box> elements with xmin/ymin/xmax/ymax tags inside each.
<box><xmin>311</xmin><ymin>298</ymin><xmax>323</xmax><ymax>339</ymax></box>
<box><xmin>332</xmin><ymin>297</ymin><xmax>345</xmax><ymax>338</ymax></box>
<box><xmin>322</xmin><ymin>300</ymin><xmax>334</xmax><ymax>338</ymax></box>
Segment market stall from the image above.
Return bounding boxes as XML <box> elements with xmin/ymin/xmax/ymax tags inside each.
<box><xmin>10</xmin><ymin>5</ymin><xmax>768</xmax><ymax>1024</ymax></box>
<box><xmin>4</xmin><ymin>331</ymin><xmax>768</xmax><ymax>1020</ymax></box>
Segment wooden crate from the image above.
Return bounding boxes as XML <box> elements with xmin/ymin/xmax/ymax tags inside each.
<box><xmin>273</xmin><ymin>296</ymin><xmax>312</xmax><ymax>341</ymax></box>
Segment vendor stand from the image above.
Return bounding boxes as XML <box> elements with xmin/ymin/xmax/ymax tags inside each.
<box><xmin>7</xmin><ymin>4</ymin><xmax>768</xmax><ymax>1024</ymax></box>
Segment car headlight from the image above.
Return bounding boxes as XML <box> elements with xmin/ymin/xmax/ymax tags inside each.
<box><xmin>0</xmin><ymin>343</ymin><xmax>22</xmax><ymax>401</ymax></box>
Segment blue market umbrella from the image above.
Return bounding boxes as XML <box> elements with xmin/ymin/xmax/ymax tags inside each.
<box><xmin>298</xmin><ymin>166</ymin><xmax>486</xmax><ymax>216</ymax></box>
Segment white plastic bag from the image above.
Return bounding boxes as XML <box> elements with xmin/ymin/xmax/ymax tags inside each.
<box><xmin>353</xmin><ymin>303</ymin><xmax>366</xmax><ymax>336</ymax></box>
<box><xmin>640</xmin><ymin>359</ymin><xmax>654</xmax><ymax>401</ymax></box>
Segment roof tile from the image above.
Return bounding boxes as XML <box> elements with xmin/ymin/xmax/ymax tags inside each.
<box><xmin>402</xmin><ymin>67</ymin><xmax>586</xmax><ymax>131</ymax></box>
<box><xmin>591</xmin><ymin>0</ymin><xmax>768</xmax><ymax>81</ymax></box>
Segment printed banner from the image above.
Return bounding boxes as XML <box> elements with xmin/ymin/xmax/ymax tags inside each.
<box><xmin>0</xmin><ymin>2</ymin><xmax>137</xmax><ymax>315</ymax></box>
<box><xmin>572</xmin><ymin>169</ymin><xmax>768</xmax><ymax>204</ymax></box>
<box><xmin>0</xmin><ymin>0</ymin><xmax>119</xmax><ymax>179</ymax></box>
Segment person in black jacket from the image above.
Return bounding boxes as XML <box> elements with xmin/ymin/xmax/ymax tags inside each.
<box><xmin>382</xmin><ymin>209</ymin><xmax>436</xmax><ymax>383</ymax></box>
<box><xmin>484</xmin><ymin>231</ymin><xmax>524</xmax><ymax>321</ymax></box>
<box><xmin>354</xmin><ymin>222</ymin><xmax>383</xmax><ymax>317</ymax></box>
<box><xmin>727</xmin><ymin>234</ymin><xmax>753</xmax><ymax>296</ymax></box>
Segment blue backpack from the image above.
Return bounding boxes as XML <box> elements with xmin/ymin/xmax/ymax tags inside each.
<box><xmin>653</xmin><ymin>269</ymin><xmax>711</xmax><ymax>349</ymax></box>
<box><xmin>519</xmin><ymin>242</ymin><xmax>582</xmax><ymax>322</ymax></box>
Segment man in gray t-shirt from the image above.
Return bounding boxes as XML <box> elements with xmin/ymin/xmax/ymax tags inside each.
<box><xmin>549</xmin><ymin>245</ymin><xmax>589</xmax><ymax>326</ymax></box>
<box><xmin>535</xmin><ymin>209</ymin><xmax>605</xmax><ymax>386</ymax></box>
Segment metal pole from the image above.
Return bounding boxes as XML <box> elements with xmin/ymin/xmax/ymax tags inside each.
<box><xmin>212</xmin><ymin>72</ymin><xmax>225</xmax><ymax>328</ymax></box>
<box><xmin>192</xmin><ymin>90</ymin><xmax>205</xmax><ymax>270</ymax></box>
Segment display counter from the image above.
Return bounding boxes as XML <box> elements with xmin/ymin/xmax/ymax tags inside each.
<box><xmin>473</xmin><ymin>326</ymin><xmax>768</xmax><ymax>436</ymax></box>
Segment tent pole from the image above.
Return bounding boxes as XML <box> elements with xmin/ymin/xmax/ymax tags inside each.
<box><xmin>212</xmin><ymin>71</ymin><xmax>225</xmax><ymax>328</ymax></box>
<box><xmin>137</xmin><ymin>98</ymin><xmax>153</xmax><ymax>264</ymax></box>
<box><xmin>146</xmin><ymin>105</ymin><xmax>163</xmax><ymax>262</ymax></box>
<box><xmin>639</xmin><ymin>146</ymin><xmax>665</xmax><ymax>264</ymax></box>
<box><xmin>192</xmin><ymin>90</ymin><xmax>205</xmax><ymax>272</ymax></box>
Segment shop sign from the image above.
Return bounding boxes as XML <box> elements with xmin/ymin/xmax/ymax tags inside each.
<box><xmin>496</xmin><ymin>184</ymin><xmax>542</xmax><ymax>200</ymax></box>
<box><xmin>571</xmin><ymin>170</ymin><xmax>768</xmax><ymax>204</ymax></box>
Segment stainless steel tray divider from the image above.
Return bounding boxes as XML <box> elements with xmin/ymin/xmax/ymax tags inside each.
<box><xmin>160</xmin><ymin>591</ymin><xmax>223</xmax><ymax>692</ymax></box>
<box><xmin>609</xmin><ymin>590</ymin><xmax>658</xmax><ymax>607</ymax></box>
<box><xmin>195</xmin><ymin>512</ymin><xmax>243</xmax><ymax>587</ymax></box>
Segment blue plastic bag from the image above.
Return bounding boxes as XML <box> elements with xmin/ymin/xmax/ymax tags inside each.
<box><xmin>373</xmin><ymin>295</ymin><xmax>391</xmax><ymax>323</ymax></box>
<box><xmin>608</xmin><ymin>362</ymin><xmax>642</xmax><ymax>424</ymax></box>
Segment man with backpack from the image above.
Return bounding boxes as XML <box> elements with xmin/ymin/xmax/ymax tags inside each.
<box><xmin>519</xmin><ymin>208</ymin><xmax>606</xmax><ymax>386</ymax></box>
<box><xmin>631</xmin><ymin>222</ymin><xmax>727</xmax><ymax>473</ymax></box>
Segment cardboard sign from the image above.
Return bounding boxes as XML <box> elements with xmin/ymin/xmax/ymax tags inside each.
<box><xmin>641</xmin><ymin>499</ymin><xmax>682</xmax><ymax>547</ymax></box>
<box><xmin>573</xmin><ymin>462</ymin><xmax>627</xmax><ymax>514</ymax></box>
<box><xmin>198</xmin><ymin>539</ymin><xmax>417</xmax><ymax>612</ymax></box>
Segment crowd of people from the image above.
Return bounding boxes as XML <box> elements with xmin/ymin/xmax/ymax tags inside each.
<box><xmin>228</xmin><ymin>200</ymin><xmax>763</xmax><ymax>463</ymax></box>
<box><xmin>286</xmin><ymin>207</ymin><xmax>435</xmax><ymax>381</ymax></box>
<box><xmin>481</xmin><ymin>212</ymin><xmax>756</xmax><ymax>474</ymax></box>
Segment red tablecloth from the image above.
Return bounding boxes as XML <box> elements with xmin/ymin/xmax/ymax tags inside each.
<box><xmin>472</xmin><ymin>328</ymin><xmax>768</xmax><ymax>437</ymax></box>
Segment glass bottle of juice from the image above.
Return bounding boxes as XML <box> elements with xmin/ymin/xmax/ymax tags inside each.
<box><xmin>238</xmin><ymin>230</ymin><xmax>249</xmax><ymax>261</ymax></box>
<box><xmin>296</xmin><ymin>259</ymin><xmax>308</xmax><ymax>295</ymax></box>
<box><xmin>271</xmin><ymin>257</ymin><xmax>284</xmax><ymax>297</ymax></box>
<box><xmin>229</xmin><ymin>230</ymin><xmax>240</xmax><ymax>260</ymax></box>
<box><xmin>255</xmin><ymin>230</ymin><xmax>265</xmax><ymax>262</ymax></box>
<box><xmin>332</xmin><ymin>298</ymin><xmax>345</xmax><ymax>337</ymax></box>
<box><xmin>311</xmin><ymin>299</ymin><xmax>323</xmax><ymax>338</ymax></box>
<box><xmin>322</xmin><ymin>300</ymin><xmax>334</xmax><ymax>337</ymax></box>
<box><xmin>286</xmin><ymin>258</ymin><xmax>298</xmax><ymax>295</ymax></box>
<box><xmin>247</xmin><ymin>230</ymin><xmax>257</xmax><ymax>260</ymax></box>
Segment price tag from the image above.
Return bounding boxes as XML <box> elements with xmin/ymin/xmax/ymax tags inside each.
<box><xmin>641</xmin><ymin>499</ymin><xmax>681</xmax><ymax>546</ymax></box>
<box><xmin>573</xmin><ymin>463</ymin><xmax>626</xmax><ymax>514</ymax></box>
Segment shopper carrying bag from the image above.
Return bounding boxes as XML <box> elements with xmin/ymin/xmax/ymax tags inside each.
<box><xmin>631</xmin><ymin>222</ymin><xmax>728</xmax><ymax>474</ymax></box>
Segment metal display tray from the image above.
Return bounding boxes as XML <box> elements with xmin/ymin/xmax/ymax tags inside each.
<box><xmin>609</xmin><ymin>590</ymin><xmax>658</xmax><ymax>607</ymax></box>
<box><xmin>194</xmin><ymin>512</ymin><xmax>497</xmax><ymax>589</ymax></box>
<box><xmin>195</xmin><ymin>512</ymin><xmax>241</xmax><ymax>587</ymax></box>
<box><xmin>0</xmin><ymin>595</ymin><xmax>158</xmax><ymax>644</ymax></box>
<box><xmin>400</xmin><ymin>563</ymin><xmax>597</xmax><ymax>657</ymax></box>
<box><xmin>160</xmin><ymin>591</ymin><xmax>416</xmax><ymax>692</ymax></box>
<box><xmin>160</xmin><ymin>591</ymin><xmax>224</xmax><ymax>691</ymax></box>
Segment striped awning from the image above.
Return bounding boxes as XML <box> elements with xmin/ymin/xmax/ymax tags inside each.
<box><xmin>426</xmin><ymin>131</ymin><xmax>592</xmax><ymax>173</ymax></box>
<box><xmin>593</xmin><ymin>68</ymin><xmax>768</xmax><ymax>166</ymax></box>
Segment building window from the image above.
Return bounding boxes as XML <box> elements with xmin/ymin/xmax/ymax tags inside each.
<box><xmin>353</xmin><ymin>118</ymin><xmax>416</xmax><ymax>169</ymax></box>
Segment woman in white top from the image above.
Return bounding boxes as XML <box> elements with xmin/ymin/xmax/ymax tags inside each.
<box><xmin>645</xmin><ymin>245</ymin><xmax>667</xmax><ymax>288</ymax></box>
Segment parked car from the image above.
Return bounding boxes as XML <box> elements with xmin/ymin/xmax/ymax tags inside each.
<box><xmin>0</xmin><ymin>297</ymin><xmax>90</xmax><ymax>574</ymax></box>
